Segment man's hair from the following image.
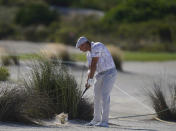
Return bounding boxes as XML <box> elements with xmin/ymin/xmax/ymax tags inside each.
<box><xmin>86</xmin><ymin>41</ymin><xmax>90</xmax><ymax>44</ymax></box>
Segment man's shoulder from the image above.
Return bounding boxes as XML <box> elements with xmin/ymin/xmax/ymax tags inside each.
<box><xmin>92</xmin><ymin>42</ymin><xmax>104</xmax><ymax>50</ymax></box>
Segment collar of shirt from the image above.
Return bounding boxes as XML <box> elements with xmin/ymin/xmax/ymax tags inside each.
<box><xmin>90</xmin><ymin>41</ymin><xmax>94</xmax><ymax>52</ymax></box>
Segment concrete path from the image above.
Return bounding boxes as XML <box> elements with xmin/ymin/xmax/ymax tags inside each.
<box><xmin>0</xmin><ymin>40</ymin><xmax>176</xmax><ymax>130</ymax></box>
<box><xmin>0</xmin><ymin>61</ymin><xmax>176</xmax><ymax>131</ymax></box>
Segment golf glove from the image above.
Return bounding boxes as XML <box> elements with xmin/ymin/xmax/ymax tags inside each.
<box><xmin>87</xmin><ymin>79</ymin><xmax>94</xmax><ymax>87</ymax></box>
<box><xmin>87</xmin><ymin>69</ymin><xmax>90</xmax><ymax>75</ymax></box>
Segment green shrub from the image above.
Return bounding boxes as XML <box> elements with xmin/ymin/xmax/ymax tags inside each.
<box><xmin>0</xmin><ymin>0</ymin><xmax>42</xmax><ymax>6</ymax></box>
<box><xmin>1</xmin><ymin>56</ymin><xmax>11</xmax><ymax>66</ymax></box>
<box><xmin>22</xmin><ymin>25</ymin><xmax>50</xmax><ymax>42</ymax></box>
<box><xmin>43</xmin><ymin>0</ymin><xmax>124</xmax><ymax>11</ymax></box>
<box><xmin>1</xmin><ymin>55</ymin><xmax>20</xmax><ymax>66</ymax></box>
<box><xmin>140</xmin><ymin>43</ymin><xmax>166</xmax><ymax>52</ymax></box>
<box><xmin>0</xmin><ymin>66</ymin><xmax>9</xmax><ymax>81</ymax></box>
<box><xmin>25</xmin><ymin>59</ymin><xmax>93</xmax><ymax>120</ymax></box>
<box><xmin>104</xmin><ymin>0</ymin><xmax>176</xmax><ymax>23</ymax></box>
<box><xmin>112</xmin><ymin>20</ymin><xmax>176</xmax><ymax>52</ymax></box>
<box><xmin>10</xmin><ymin>55</ymin><xmax>20</xmax><ymax>65</ymax></box>
<box><xmin>44</xmin><ymin>0</ymin><xmax>76</xmax><ymax>7</ymax></box>
<box><xmin>54</xmin><ymin>28</ymin><xmax>78</xmax><ymax>46</ymax></box>
<box><xmin>55</xmin><ymin>15</ymin><xmax>107</xmax><ymax>46</ymax></box>
<box><xmin>0</xmin><ymin>22</ymin><xmax>14</xmax><ymax>39</ymax></box>
<box><xmin>47</xmin><ymin>21</ymin><xmax>60</xmax><ymax>41</ymax></box>
<box><xmin>15</xmin><ymin>3</ymin><xmax>58</xmax><ymax>26</ymax></box>
<box><xmin>0</xmin><ymin>0</ymin><xmax>9</xmax><ymax>5</ymax></box>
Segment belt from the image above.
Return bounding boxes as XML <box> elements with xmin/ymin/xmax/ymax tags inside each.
<box><xmin>98</xmin><ymin>67</ymin><xmax>116</xmax><ymax>76</ymax></box>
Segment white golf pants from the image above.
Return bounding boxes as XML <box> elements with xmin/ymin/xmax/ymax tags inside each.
<box><xmin>92</xmin><ymin>68</ymin><xmax>117</xmax><ymax>123</ymax></box>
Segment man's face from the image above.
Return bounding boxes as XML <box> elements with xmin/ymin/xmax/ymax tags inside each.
<box><xmin>79</xmin><ymin>43</ymin><xmax>89</xmax><ymax>52</ymax></box>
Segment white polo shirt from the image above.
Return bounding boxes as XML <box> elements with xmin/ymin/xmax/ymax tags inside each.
<box><xmin>87</xmin><ymin>42</ymin><xmax>116</xmax><ymax>74</ymax></box>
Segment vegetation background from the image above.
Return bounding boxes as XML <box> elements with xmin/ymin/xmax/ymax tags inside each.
<box><xmin>0</xmin><ymin>0</ymin><xmax>176</xmax><ymax>123</ymax></box>
<box><xmin>0</xmin><ymin>0</ymin><xmax>176</xmax><ymax>52</ymax></box>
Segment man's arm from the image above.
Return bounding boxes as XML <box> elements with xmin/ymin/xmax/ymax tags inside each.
<box><xmin>89</xmin><ymin>57</ymin><xmax>99</xmax><ymax>78</ymax></box>
<box><xmin>86</xmin><ymin>57</ymin><xmax>99</xmax><ymax>88</ymax></box>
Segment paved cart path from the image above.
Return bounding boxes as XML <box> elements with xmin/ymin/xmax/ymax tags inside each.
<box><xmin>0</xmin><ymin>40</ymin><xmax>176</xmax><ymax>130</ymax></box>
<box><xmin>1</xmin><ymin>61</ymin><xmax>175</xmax><ymax>131</ymax></box>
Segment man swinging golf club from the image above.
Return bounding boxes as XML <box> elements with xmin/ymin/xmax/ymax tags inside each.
<box><xmin>76</xmin><ymin>36</ymin><xmax>117</xmax><ymax>127</ymax></box>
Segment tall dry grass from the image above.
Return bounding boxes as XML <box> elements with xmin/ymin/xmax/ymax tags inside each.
<box><xmin>147</xmin><ymin>81</ymin><xmax>176</xmax><ymax>121</ymax></box>
<box><xmin>40</xmin><ymin>43</ymin><xmax>70</xmax><ymax>61</ymax></box>
<box><xmin>25</xmin><ymin>58</ymin><xmax>93</xmax><ymax>120</ymax></box>
<box><xmin>0</xmin><ymin>57</ymin><xmax>93</xmax><ymax>124</ymax></box>
<box><xmin>0</xmin><ymin>46</ymin><xmax>20</xmax><ymax>66</ymax></box>
<box><xmin>107</xmin><ymin>45</ymin><xmax>124</xmax><ymax>71</ymax></box>
<box><xmin>0</xmin><ymin>85</ymin><xmax>54</xmax><ymax>124</ymax></box>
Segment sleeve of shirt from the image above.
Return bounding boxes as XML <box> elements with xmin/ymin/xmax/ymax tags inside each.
<box><xmin>91</xmin><ymin>44</ymin><xmax>103</xmax><ymax>57</ymax></box>
<box><xmin>87</xmin><ymin>53</ymin><xmax>91</xmax><ymax>67</ymax></box>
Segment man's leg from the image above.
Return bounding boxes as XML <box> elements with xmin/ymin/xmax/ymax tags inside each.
<box><xmin>101</xmin><ymin>71</ymin><xmax>117</xmax><ymax>124</ymax></box>
<box><xmin>86</xmin><ymin>76</ymin><xmax>103</xmax><ymax>126</ymax></box>
<box><xmin>92</xmin><ymin>76</ymin><xmax>103</xmax><ymax>122</ymax></box>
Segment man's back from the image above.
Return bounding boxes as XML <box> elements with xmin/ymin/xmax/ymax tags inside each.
<box><xmin>87</xmin><ymin>42</ymin><xmax>115</xmax><ymax>74</ymax></box>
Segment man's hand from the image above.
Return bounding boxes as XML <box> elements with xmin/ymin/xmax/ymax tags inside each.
<box><xmin>85</xmin><ymin>57</ymin><xmax>98</xmax><ymax>89</ymax></box>
<box><xmin>85</xmin><ymin>83</ymin><xmax>90</xmax><ymax>89</ymax></box>
<box><xmin>85</xmin><ymin>79</ymin><xmax>94</xmax><ymax>89</ymax></box>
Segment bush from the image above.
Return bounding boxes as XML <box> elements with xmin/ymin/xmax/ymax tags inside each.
<box><xmin>40</xmin><ymin>44</ymin><xmax>70</xmax><ymax>61</ymax></box>
<box><xmin>0</xmin><ymin>22</ymin><xmax>14</xmax><ymax>39</ymax></box>
<box><xmin>140</xmin><ymin>43</ymin><xmax>166</xmax><ymax>52</ymax></box>
<box><xmin>147</xmin><ymin>80</ymin><xmax>176</xmax><ymax>121</ymax></box>
<box><xmin>44</xmin><ymin>0</ymin><xmax>76</xmax><ymax>7</ymax></box>
<box><xmin>1</xmin><ymin>55</ymin><xmax>20</xmax><ymax>66</ymax></box>
<box><xmin>54</xmin><ymin>28</ymin><xmax>78</xmax><ymax>46</ymax></box>
<box><xmin>0</xmin><ymin>0</ymin><xmax>45</xmax><ymax>6</ymax></box>
<box><xmin>77</xmin><ymin>98</ymin><xmax>93</xmax><ymax>120</ymax></box>
<box><xmin>0</xmin><ymin>85</ymin><xmax>55</xmax><ymax>124</ymax></box>
<box><xmin>107</xmin><ymin>45</ymin><xmax>123</xmax><ymax>71</ymax></box>
<box><xmin>22</xmin><ymin>25</ymin><xmax>50</xmax><ymax>42</ymax></box>
<box><xmin>55</xmin><ymin>15</ymin><xmax>111</xmax><ymax>46</ymax></box>
<box><xmin>15</xmin><ymin>3</ymin><xmax>58</xmax><ymax>26</ymax></box>
<box><xmin>43</xmin><ymin>0</ymin><xmax>123</xmax><ymax>11</ymax></box>
<box><xmin>25</xmin><ymin>59</ymin><xmax>93</xmax><ymax>120</ymax></box>
<box><xmin>110</xmin><ymin>19</ymin><xmax>176</xmax><ymax>52</ymax></box>
<box><xmin>104</xmin><ymin>0</ymin><xmax>176</xmax><ymax>23</ymax></box>
<box><xmin>10</xmin><ymin>55</ymin><xmax>20</xmax><ymax>65</ymax></box>
<box><xmin>0</xmin><ymin>66</ymin><xmax>9</xmax><ymax>81</ymax></box>
<box><xmin>1</xmin><ymin>56</ymin><xmax>11</xmax><ymax>66</ymax></box>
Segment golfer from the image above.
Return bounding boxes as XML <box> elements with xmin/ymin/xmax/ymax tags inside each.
<box><xmin>76</xmin><ymin>36</ymin><xmax>117</xmax><ymax>127</ymax></box>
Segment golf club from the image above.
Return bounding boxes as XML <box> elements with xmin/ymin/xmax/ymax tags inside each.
<box><xmin>77</xmin><ymin>86</ymin><xmax>89</xmax><ymax>105</ymax></box>
<box><xmin>81</xmin><ymin>87</ymin><xmax>89</xmax><ymax>98</ymax></box>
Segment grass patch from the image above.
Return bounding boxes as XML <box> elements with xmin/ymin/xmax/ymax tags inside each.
<box><xmin>19</xmin><ymin>51</ymin><xmax>176</xmax><ymax>62</ymax></box>
<box><xmin>19</xmin><ymin>53</ymin><xmax>41</xmax><ymax>60</ymax></box>
<box><xmin>124</xmin><ymin>51</ymin><xmax>176</xmax><ymax>61</ymax></box>
<box><xmin>71</xmin><ymin>51</ymin><xmax>176</xmax><ymax>62</ymax></box>
<box><xmin>0</xmin><ymin>66</ymin><xmax>10</xmax><ymax>81</ymax></box>
<box><xmin>20</xmin><ymin>53</ymin><xmax>84</xmax><ymax>61</ymax></box>
<box><xmin>70</xmin><ymin>53</ymin><xmax>86</xmax><ymax>62</ymax></box>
